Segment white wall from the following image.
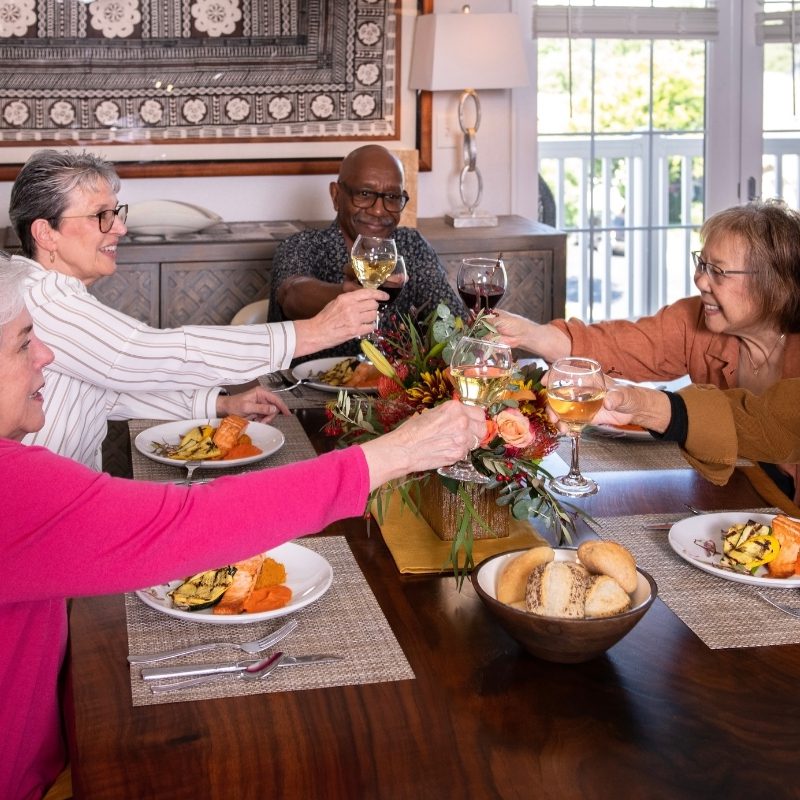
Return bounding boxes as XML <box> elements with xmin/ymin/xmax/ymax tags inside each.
<box><xmin>0</xmin><ymin>0</ymin><xmax>537</xmax><ymax>228</ymax></box>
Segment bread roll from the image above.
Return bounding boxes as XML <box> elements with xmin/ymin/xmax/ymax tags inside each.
<box><xmin>577</xmin><ymin>541</ymin><xmax>638</xmax><ymax>594</ymax></box>
<box><xmin>496</xmin><ymin>546</ymin><xmax>555</xmax><ymax>604</ymax></box>
<box><xmin>525</xmin><ymin>561</ymin><xmax>589</xmax><ymax>618</ymax></box>
<box><xmin>584</xmin><ymin>575</ymin><xmax>632</xmax><ymax>618</ymax></box>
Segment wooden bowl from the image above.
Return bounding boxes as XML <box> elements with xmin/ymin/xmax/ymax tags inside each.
<box><xmin>471</xmin><ymin>547</ymin><xmax>657</xmax><ymax>663</ymax></box>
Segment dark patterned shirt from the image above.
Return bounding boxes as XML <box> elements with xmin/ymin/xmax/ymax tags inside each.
<box><xmin>269</xmin><ymin>221</ymin><xmax>467</xmax><ymax>361</ymax></box>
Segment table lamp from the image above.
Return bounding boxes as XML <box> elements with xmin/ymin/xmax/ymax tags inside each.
<box><xmin>408</xmin><ymin>5</ymin><xmax>529</xmax><ymax>227</ymax></box>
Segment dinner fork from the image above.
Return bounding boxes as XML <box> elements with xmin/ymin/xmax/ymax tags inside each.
<box><xmin>127</xmin><ymin>618</ymin><xmax>298</xmax><ymax>664</ymax></box>
<box><xmin>755</xmin><ymin>591</ymin><xmax>800</xmax><ymax>619</ymax></box>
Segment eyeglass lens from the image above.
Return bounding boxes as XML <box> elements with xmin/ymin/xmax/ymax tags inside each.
<box><xmin>344</xmin><ymin>184</ymin><xmax>407</xmax><ymax>212</ymax></box>
<box><xmin>99</xmin><ymin>205</ymin><xmax>127</xmax><ymax>232</ymax></box>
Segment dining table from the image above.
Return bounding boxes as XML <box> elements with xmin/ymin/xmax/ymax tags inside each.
<box><xmin>65</xmin><ymin>405</ymin><xmax>800</xmax><ymax>800</ymax></box>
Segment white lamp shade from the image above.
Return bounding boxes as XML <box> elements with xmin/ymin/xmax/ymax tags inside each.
<box><xmin>408</xmin><ymin>12</ymin><xmax>529</xmax><ymax>92</ymax></box>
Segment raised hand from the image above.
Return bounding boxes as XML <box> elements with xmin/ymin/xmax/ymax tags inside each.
<box><xmin>294</xmin><ymin>287</ymin><xmax>388</xmax><ymax>357</ymax></box>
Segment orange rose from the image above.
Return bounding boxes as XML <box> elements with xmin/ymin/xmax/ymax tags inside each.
<box><xmin>495</xmin><ymin>408</ymin><xmax>535</xmax><ymax>448</ymax></box>
<box><xmin>480</xmin><ymin>419</ymin><xmax>498</xmax><ymax>447</ymax></box>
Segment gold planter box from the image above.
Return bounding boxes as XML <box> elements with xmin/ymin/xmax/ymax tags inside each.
<box><xmin>418</xmin><ymin>478</ymin><xmax>510</xmax><ymax>541</ymax></box>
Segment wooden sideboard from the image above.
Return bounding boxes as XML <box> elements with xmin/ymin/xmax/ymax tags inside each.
<box><xmin>5</xmin><ymin>215</ymin><xmax>562</xmax><ymax>327</ymax></box>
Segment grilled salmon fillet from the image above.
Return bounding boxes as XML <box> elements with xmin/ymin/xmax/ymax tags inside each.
<box><xmin>213</xmin><ymin>554</ymin><xmax>264</xmax><ymax>614</ymax></box>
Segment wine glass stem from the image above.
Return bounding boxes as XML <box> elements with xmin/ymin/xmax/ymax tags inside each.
<box><xmin>566</xmin><ymin>430</ymin><xmax>584</xmax><ymax>480</ymax></box>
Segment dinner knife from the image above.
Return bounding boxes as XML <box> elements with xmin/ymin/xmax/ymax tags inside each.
<box><xmin>140</xmin><ymin>653</ymin><xmax>342</xmax><ymax>681</ymax></box>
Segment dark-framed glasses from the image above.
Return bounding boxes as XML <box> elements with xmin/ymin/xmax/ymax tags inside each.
<box><xmin>60</xmin><ymin>204</ymin><xmax>128</xmax><ymax>233</ymax></box>
<box><xmin>691</xmin><ymin>251</ymin><xmax>754</xmax><ymax>280</ymax></box>
<box><xmin>338</xmin><ymin>181</ymin><xmax>409</xmax><ymax>212</ymax></box>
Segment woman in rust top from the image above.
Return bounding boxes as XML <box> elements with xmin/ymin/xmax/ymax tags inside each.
<box><xmin>493</xmin><ymin>199</ymin><xmax>800</xmax><ymax>500</ymax></box>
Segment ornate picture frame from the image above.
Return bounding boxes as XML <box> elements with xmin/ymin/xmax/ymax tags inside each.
<box><xmin>0</xmin><ymin>0</ymin><xmax>432</xmax><ymax>179</ymax></box>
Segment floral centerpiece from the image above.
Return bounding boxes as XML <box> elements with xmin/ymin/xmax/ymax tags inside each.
<box><xmin>324</xmin><ymin>305</ymin><xmax>579</xmax><ymax>584</ymax></box>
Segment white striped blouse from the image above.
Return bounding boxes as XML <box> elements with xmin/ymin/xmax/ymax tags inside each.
<box><xmin>17</xmin><ymin>256</ymin><xmax>296</xmax><ymax>469</ymax></box>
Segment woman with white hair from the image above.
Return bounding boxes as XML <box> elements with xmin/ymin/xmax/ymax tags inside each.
<box><xmin>9</xmin><ymin>148</ymin><xmax>386</xmax><ymax>468</ymax></box>
<box><xmin>0</xmin><ymin>255</ymin><xmax>486</xmax><ymax>799</ymax></box>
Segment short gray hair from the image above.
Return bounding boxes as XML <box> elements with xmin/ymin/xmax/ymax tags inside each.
<box><xmin>0</xmin><ymin>253</ymin><xmax>31</xmax><ymax>343</ymax></box>
<box><xmin>9</xmin><ymin>149</ymin><xmax>121</xmax><ymax>258</ymax></box>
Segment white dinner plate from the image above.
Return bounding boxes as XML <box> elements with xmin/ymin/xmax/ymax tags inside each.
<box><xmin>586</xmin><ymin>424</ymin><xmax>653</xmax><ymax>441</ymax></box>
<box><xmin>668</xmin><ymin>511</ymin><xmax>800</xmax><ymax>587</ymax></box>
<box><xmin>135</xmin><ymin>542</ymin><xmax>334</xmax><ymax>624</ymax></box>
<box><xmin>291</xmin><ymin>357</ymin><xmax>377</xmax><ymax>394</ymax></box>
<box><xmin>134</xmin><ymin>418</ymin><xmax>284</xmax><ymax>468</ymax></box>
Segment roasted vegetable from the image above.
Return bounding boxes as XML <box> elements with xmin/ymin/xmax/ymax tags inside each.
<box><xmin>318</xmin><ymin>358</ymin><xmax>360</xmax><ymax>386</ymax></box>
<box><xmin>720</xmin><ymin>521</ymin><xmax>780</xmax><ymax>573</ymax></box>
<box><xmin>170</xmin><ymin>566</ymin><xmax>237</xmax><ymax>610</ymax></box>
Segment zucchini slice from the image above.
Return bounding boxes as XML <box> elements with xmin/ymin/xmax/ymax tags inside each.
<box><xmin>170</xmin><ymin>566</ymin><xmax>237</xmax><ymax>611</ymax></box>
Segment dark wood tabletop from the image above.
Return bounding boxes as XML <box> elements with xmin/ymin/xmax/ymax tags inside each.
<box><xmin>66</xmin><ymin>409</ymin><xmax>800</xmax><ymax>799</ymax></box>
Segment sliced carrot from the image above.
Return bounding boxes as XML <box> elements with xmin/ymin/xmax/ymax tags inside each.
<box><xmin>221</xmin><ymin>442</ymin><xmax>262</xmax><ymax>460</ymax></box>
<box><xmin>243</xmin><ymin>584</ymin><xmax>293</xmax><ymax>613</ymax></box>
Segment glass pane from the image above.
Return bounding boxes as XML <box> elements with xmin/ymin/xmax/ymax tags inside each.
<box><xmin>594</xmin><ymin>40</ymin><xmax>651</xmax><ymax>132</ymax></box>
<box><xmin>653</xmin><ymin>40</ymin><xmax>705</xmax><ymax>131</ymax></box>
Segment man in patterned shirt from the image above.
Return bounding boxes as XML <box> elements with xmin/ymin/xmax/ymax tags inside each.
<box><xmin>268</xmin><ymin>144</ymin><xmax>467</xmax><ymax>361</ymax></box>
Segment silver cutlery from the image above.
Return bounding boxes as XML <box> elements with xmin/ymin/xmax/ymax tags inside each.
<box><xmin>141</xmin><ymin>652</ymin><xmax>341</xmax><ymax>680</ymax></box>
<box><xmin>145</xmin><ymin>653</ymin><xmax>342</xmax><ymax>694</ymax></box>
<box><xmin>270</xmin><ymin>377</ymin><xmax>312</xmax><ymax>393</ymax></box>
<box><xmin>643</xmin><ymin>521</ymin><xmax>677</xmax><ymax>531</ymax></box>
<box><xmin>127</xmin><ymin>618</ymin><xmax>298</xmax><ymax>664</ymax></box>
<box><xmin>756</xmin><ymin>591</ymin><xmax>800</xmax><ymax>619</ymax></box>
<box><xmin>149</xmin><ymin>651</ymin><xmax>287</xmax><ymax>693</ymax></box>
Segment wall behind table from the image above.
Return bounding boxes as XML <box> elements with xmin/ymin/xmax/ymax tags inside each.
<box><xmin>0</xmin><ymin>0</ymin><xmax>533</xmax><ymax>229</ymax></box>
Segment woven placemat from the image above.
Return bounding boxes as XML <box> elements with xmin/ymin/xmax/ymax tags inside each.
<box><xmin>257</xmin><ymin>373</ymin><xmax>336</xmax><ymax>409</ymax></box>
<box><xmin>126</xmin><ymin>537</ymin><xmax>414</xmax><ymax>706</ymax></box>
<box><xmin>557</xmin><ymin>433</ymin><xmax>751</xmax><ymax>472</ymax></box>
<box><xmin>128</xmin><ymin>414</ymin><xmax>317</xmax><ymax>481</ymax></box>
<box><xmin>592</xmin><ymin>510</ymin><xmax>800</xmax><ymax>649</ymax></box>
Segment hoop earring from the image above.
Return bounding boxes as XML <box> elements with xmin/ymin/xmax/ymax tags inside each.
<box><xmin>49</xmin><ymin>250</ymin><xmax>56</xmax><ymax>264</ymax></box>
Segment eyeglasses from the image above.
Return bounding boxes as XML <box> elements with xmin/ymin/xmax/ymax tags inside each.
<box><xmin>59</xmin><ymin>204</ymin><xmax>128</xmax><ymax>233</ymax></box>
<box><xmin>337</xmin><ymin>182</ymin><xmax>410</xmax><ymax>212</ymax></box>
<box><xmin>691</xmin><ymin>251</ymin><xmax>754</xmax><ymax>280</ymax></box>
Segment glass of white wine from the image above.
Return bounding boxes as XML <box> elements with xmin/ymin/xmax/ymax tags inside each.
<box><xmin>546</xmin><ymin>356</ymin><xmax>606</xmax><ymax>497</ymax></box>
<box><xmin>351</xmin><ymin>235</ymin><xmax>398</xmax><ymax>342</ymax></box>
<box><xmin>438</xmin><ymin>336</ymin><xmax>514</xmax><ymax>484</ymax></box>
<box><xmin>351</xmin><ymin>234</ymin><xmax>398</xmax><ymax>288</ymax></box>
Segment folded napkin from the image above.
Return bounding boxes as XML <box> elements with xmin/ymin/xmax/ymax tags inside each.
<box><xmin>373</xmin><ymin>490</ymin><xmax>551</xmax><ymax>574</ymax></box>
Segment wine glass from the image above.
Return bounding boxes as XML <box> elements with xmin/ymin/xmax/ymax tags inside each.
<box><xmin>377</xmin><ymin>255</ymin><xmax>408</xmax><ymax>329</ymax></box>
<box><xmin>350</xmin><ymin>235</ymin><xmax>398</xmax><ymax>289</ymax></box>
<box><xmin>438</xmin><ymin>336</ymin><xmax>514</xmax><ymax>484</ymax></box>
<box><xmin>546</xmin><ymin>356</ymin><xmax>606</xmax><ymax>497</ymax></box>
<box><xmin>457</xmin><ymin>256</ymin><xmax>508</xmax><ymax>319</ymax></box>
<box><xmin>351</xmin><ymin>235</ymin><xmax>398</xmax><ymax>344</ymax></box>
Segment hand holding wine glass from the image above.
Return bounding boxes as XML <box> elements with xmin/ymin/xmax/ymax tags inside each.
<box><xmin>438</xmin><ymin>336</ymin><xmax>514</xmax><ymax>484</ymax></box>
<box><xmin>546</xmin><ymin>356</ymin><xmax>606</xmax><ymax>497</ymax></box>
<box><xmin>457</xmin><ymin>256</ymin><xmax>508</xmax><ymax>319</ymax></box>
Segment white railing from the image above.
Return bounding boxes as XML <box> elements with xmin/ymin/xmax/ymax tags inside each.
<box><xmin>539</xmin><ymin>133</ymin><xmax>800</xmax><ymax>321</ymax></box>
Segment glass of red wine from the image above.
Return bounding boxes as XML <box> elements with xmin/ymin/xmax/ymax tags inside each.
<box><xmin>457</xmin><ymin>256</ymin><xmax>507</xmax><ymax>319</ymax></box>
<box><xmin>377</xmin><ymin>255</ymin><xmax>408</xmax><ymax>331</ymax></box>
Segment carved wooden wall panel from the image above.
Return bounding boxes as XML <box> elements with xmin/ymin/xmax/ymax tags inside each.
<box><xmin>161</xmin><ymin>261</ymin><xmax>271</xmax><ymax>327</ymax></box>
<box><xmin>89</xmin><ymin>262</ymin><xmax>159</xmax><ymax>326</ymax></box>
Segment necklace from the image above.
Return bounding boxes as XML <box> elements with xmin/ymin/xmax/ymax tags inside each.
<box><xmin>743</xmin><ymin>333</ymin><xmax>786</xmax><ymax>376</ymax></box>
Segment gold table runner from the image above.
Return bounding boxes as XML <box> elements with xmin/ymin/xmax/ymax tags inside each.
<box><xmin>373</xmin><ymin>490</ymin><xmax>551</xmax><ymax>575</ymax></box>
<box><xmin>128</xmin><ymin>414</ymin><xmax>317</xmax><ymax>481</ymax></box>
<box><xmin>592</xmin><ymin>510</ymin><xmax>800</xmax><ymax>649</ymax></box>
<box><xmin>126</xmin><ymin>537</ymin><xmax>414</xmax><ymax>706</ymax></box>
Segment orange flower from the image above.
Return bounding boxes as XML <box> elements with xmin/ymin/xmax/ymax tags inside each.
<box><xmin>480</xmin><ymin>419</ymin><xmax>498</xmax><ymax>447</ymax></box>
<box><xmin>495</xmin><ymin>408</ymin><xmax>535</xmax><ymax>448</ymax></box>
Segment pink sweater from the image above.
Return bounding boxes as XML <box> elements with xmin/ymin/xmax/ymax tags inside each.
<box><xmin>2</xmin><ymin>439</ymin><xmax>369</xmax><ymax>800</ymax></box>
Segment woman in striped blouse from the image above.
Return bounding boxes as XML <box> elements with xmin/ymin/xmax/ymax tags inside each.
<box><xmin>8</xmin><ymin>149</ymin><xmax>386</xmax><ymax>468</ymax></box>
